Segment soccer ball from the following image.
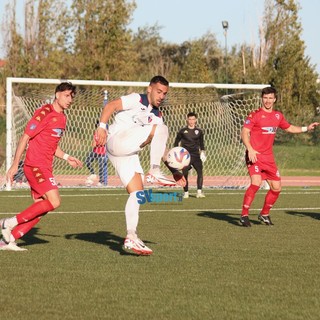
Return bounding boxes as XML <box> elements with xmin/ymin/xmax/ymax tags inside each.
<box><xmin>166</xmin><ymin>147</ymin><xmax>191</xmax><ymax>170</ymax></box>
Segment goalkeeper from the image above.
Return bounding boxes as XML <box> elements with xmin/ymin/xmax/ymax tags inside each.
<box><xmin>174</xmin><ymin>112</ymin><xmax>206</xmax><ymax>198</ymax></box>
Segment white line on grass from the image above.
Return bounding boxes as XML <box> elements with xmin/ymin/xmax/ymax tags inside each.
<box><xmin>1</xmin><ymin>207</ymin><xmax>320</xmax><ymax>215</ymax></box>
<box><xmin>1</xmin><ymin>190</ymin><xmax>320</xmax><ymax>198</ymax></box>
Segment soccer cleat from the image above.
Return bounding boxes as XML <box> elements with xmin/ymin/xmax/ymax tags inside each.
<box><xmin>0</xmin><ymin>238</ymin><xmax>7</xmax><ymax>249</ymax></box>
<box><xmin>240</xmin><ymin>215</ymin><xmax>251</xmax><ymax>227</ymax></box>
<box><xmin>0</xmin><ymin>219</ymin><xmax>12</xmax><ymax>244</ymax></box>
<box><xmin>183</xmin><ymin>192</ymin><xmax>189</xmax><ymax>199</ymax></box>
<box><xmin>196</xmin><ymin>193</ymin><xmax>205</xmax><ymax>198</ymax></box>
<box><xmin>85</xmin><ymin>174</ymin><xmax>97</xmax><ymax>186</ymax></box>
<box><xmin>0</xmin><ymin>239</ymin><xmax>28</xmax><ymax>251</ymax></box>
<box><xmin>146</xmin><ymin>169</ymin><xmax>176</xmax><ymax>187</ymax></box>
<box><xmin>123</xmin><ymin>237</ymin><xmax>153</xmax><ymax>255</ymax></box>
<box><xmin>258</xmin><ymin>214</ymin><xmax>274</xmax><ymax>226</ymax></box>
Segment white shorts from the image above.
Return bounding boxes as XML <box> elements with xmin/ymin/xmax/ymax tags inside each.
<box><xmin>107</xmin><ymin>124</ymin><xmax>153</xmax><ymax>157</ymax></box>
<box><xmin>107</xmin><ymin>125</ymin><xmax>152</xmax><ymax>187</ymax></box>
<box><xmin>108</xmin><ymin>153</ymin><xmax>144</xmax><ymax>187</ymax></box>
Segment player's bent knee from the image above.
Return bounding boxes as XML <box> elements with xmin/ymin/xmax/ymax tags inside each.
<box><xmin>49</xmin><ymin>198</ymin><xmax>61</xmax><ymax>209</ymax></box>
<box><xmin>155</xmin><ymin>124</ymin><xmax>169</xmax><ymax>137</ymax></box>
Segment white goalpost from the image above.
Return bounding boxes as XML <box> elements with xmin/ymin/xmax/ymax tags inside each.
<box><xmin>1</xmin><ymin>77</ymin><xmax>269</xmax><ymax>190</ymax></box>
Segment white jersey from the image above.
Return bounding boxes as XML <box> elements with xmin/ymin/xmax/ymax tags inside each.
<box><xmin>108</xmin><ymin>93</ymin><xmax>163</xmax><ymax>136</ymax></box>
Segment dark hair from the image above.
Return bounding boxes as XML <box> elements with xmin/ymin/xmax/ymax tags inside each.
<box><xmin>55</xmin><ymin>82</ymin><xmax>76</xmax><ymax>96</ymax></box>
<box><xmin>261</xmin><ymin>86</ymin><xmax>277</xmax><ymax>97</ymax></box>
<box><xmin>149</xmin><ymin>75</ymin><xmax>169</xmax><ymax>87</ymax></box>
<box><xmin>187</xmin><ymin>112</ymin><xmax>197</xmax><ymax>118</ymax></box>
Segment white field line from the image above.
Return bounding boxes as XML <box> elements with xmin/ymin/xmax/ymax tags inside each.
<box><xmin>1</xmin><ymin>190</ymin><xmax>320</xmax><ymax>198</ymax></box>
<box><xmin>1</xmin><ymin>191</ymin><xmax>319</xmax><ymax>214</ymax></box>
<box><xmin>1</xmin><ymin>207</ymin><xmax>320</xmax><ymax>215</ymax></box>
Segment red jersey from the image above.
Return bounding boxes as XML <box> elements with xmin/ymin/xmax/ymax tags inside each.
<box><xmin>243</xmin><ymin>108</ymin><xmax>290</xmax><ymax>155</ymax></box>
<box><xmin>24</xmin><ymin>104</ymin><xmax>67</xmax><ymax>168</ymax></box>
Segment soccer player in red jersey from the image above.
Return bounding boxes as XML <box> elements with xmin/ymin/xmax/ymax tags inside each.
<box><xmin>240</xmin><ymin>86</ymin><xmax>319</xmax><ymax>227</ymax></box>
<box><xmin>0</xmin><ymin>82</ymin><xmax>82</xmax><ymax>251</ymax></box>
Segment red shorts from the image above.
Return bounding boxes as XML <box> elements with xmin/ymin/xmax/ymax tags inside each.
<box><xmin>24</xmin><ymin>165</ymin><xmax>58</xmax><ymax>199</ymax></box>
<box><xmin>245</xmin><ymin>153</ymin><xmax>281</xmax><ymax>181</ymax></box>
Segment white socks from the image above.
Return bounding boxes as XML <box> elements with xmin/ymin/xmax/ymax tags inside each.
<box><xmin>125</xmin><ymin>191</ymin><xmax>140</xmax><ymax>236</ymax></box>
<box><xmin>5</xmin><ymin>216</ymin><xmax>18</xmax><ymax>229</ymax></box>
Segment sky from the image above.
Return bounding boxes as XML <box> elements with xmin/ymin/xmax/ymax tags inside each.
<box><xmin>0</xmin><ymin>0</ymin><xmax>319</xmax><ymax>74</ymax></box>
<box><xmin>129</xmin><ymin>0</ymin><xmax>319</xmax><ymax>74</ymax></box>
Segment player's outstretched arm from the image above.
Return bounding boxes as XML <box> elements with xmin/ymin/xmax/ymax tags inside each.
<box><xmin>66</xmin><ymin>156</ymin><xmax>83</xmax><ymax>168</ymax></box>
<box><xmin>55</xmin><ymin>146</ymin><xmax>83</xmax><ymax>168</ymax></box>
<box><xmin>307</xmin><ymin>122</ymin><xmax>319</xmax><ymax>131</ymax></box>
<box><xmin>285</xmin><ymin>122</ymin><xmax>319</xmax><ymax>133</ymax></box>
<box><xmin>96</xmin><ymin>98</ymin><xmax>123</xmax><ymax>146</ymax></box>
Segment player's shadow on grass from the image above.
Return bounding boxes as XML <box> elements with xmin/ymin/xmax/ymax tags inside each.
<box><xmin>197</xmin><ymin>211</ymin><xmax>260</xmax><ymax>227</ymax></box>
<box><xmin>64</xmin><ymin>231</ymin><xmax>154</xmax><ymax>256</ymax></box>
<box><xmin>19</xmin><ymin>227</ymin><xmax>53</xmax><ymax>247</ymax></box>
<box><xmin>286</xmin><ymin>210</ymin><xmax>320</xmax><ymax>220</ymax></box>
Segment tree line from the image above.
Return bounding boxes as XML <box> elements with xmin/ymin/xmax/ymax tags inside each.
<box><xmin>0</xmin><ymin>0</ymin><xmax>319</xmax><ymax>144</ymax></box>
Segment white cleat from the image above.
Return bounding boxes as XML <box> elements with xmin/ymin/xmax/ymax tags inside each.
<box><xmin>85</xmin><ymin>174</ymin><xmax>98</xmax><ymax>186</ymax></box>
<box><xmin>123</xmin><ymin>237</ymin><xmax>153</xmax><ymax>255</ymax></box>
<box><xmin>0</xmin><ymin>219</ymin><xmax>12</xmax><ymax>244</ymax></box>
<box><xmin>183</xmin><ymin>192</ymin><xmax>189</xmax><ymax>199</ymax></box>
<box><xmin>0</xmin><ymin>239</ymin><xmax>28</xmax><ymax>252</ymax></box>
<box><xmin>146</xmin><ymin>169</ymin><xmax>176</xmax><ymax>187</ymax></box>
<box><xmin>196</xmin><ymin>193</ymin><xmax>206</xmax><ymax>198</ymax></box>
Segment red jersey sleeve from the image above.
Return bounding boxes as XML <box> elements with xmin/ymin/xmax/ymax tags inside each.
<box><xmin>24</xmin><ymin>104</ymin><xmax>53</xmax><ymax>138</ymax></box>
<box><xmin>277</xmin><ymin>112</ymin><xmax>291</xmax><ymax>130</ymax></box>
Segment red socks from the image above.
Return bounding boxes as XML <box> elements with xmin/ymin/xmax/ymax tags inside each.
<box><xmin>261</xmin><ymin>190</ymin><xmax>281</xmax><ymax>215</ymax></box>
<box><xmin>11</xmin><ymin>217</ymin><xmax>43</xmax><ymax>240</ymax></box>
<box><xmin>16</xmin><ymin>200</ymin><xmax>54</xmax><ymax>224</ymax></box>
<box><xmin>242</xmin><ymin>185</ymin><xmax>281</xmax><ymax>217</ymax></box>
<box><xmin>241</xmin><ymin>184</ymin><xmax>260</xmax><ymax>216</ymax></box>
<box><xmin>9</xmin><ymin>200</ymin><xmax>54</xmax><ymax>241</ymax></box>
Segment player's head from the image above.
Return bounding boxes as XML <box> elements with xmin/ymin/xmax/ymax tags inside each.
<box><xmin>147</xmin><ymin>75</ymin><xmax>169</xmax><ymax>107</ymax></box>
<box><xmin>149</xmin><ymin>75</ymin><xmax>169</xmax><ymax>87</ymax></box>
<box><xmin>261</xmin><ymin>86</ymin><xmax>277</xmax><ymax>110</ymax></box>
<box><xmin>54</xmin><ymin>82</ymin><xmax>77</xmax><ymax>111</ymax></box>
<box><xmin>186</xmin><ymin>112</ymin><xmax>197</xmax><ymax>127</ymax></box>
<box><xmin>187</xmin><ymin>112</ymin><xmax>197</xmax><ymax>119</ymax></box>
<box><xmin>55</xmin><ymin>82</ymin><xmax>76</xmax><ymax>97</ymax></box>
<box><xmin>261</xmin><ymin>86</ymin><xmax>277</xmax><ymax>98</ymax></box>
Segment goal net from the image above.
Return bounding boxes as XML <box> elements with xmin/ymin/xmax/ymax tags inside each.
<box><xmin>1</xmin><ymin>78</ymin><xmax>268</xmax><ymax>190</ymax></box>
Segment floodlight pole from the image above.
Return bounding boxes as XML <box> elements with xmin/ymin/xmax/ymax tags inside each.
<box><xmin>222</xmin><ymin>21</ymin><xmax>229</xmax><ymax>95</ymax></box>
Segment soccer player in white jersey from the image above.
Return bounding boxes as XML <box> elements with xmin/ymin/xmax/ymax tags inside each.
<box><xmin>96</xmin><ymin>75</ymin><xmax>186</xmax><ymax>255</ymax></box>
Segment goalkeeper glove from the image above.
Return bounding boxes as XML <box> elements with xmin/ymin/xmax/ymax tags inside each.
<box><xmin>200</xmin><ymin>151</ymin><xmax>206</xmax><ymax>162</ymax></box>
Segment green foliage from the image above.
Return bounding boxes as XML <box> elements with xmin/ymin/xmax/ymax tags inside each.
<box><xmin>0</xmin><ymin>0</ymin><xmax>319</xmax><ymax>143</ymax></box>
<box><xmin>179</xmin><ymin>40</ymin><xmax>212</xmax><ymax>83</ymax></box>
<box><xmin>71</xmin><ymin>0</ymin><xmax>137</xmax><ymax>80</ymax></box>
<box><xmin>274</xmin><ymin>144</ymin><xmax>320</xmax><ymax>175</ymax></box>
<box><xmin>260</xmin><ymin>0</ymin><xmax>320</xmax><ymax>139</ymax></box>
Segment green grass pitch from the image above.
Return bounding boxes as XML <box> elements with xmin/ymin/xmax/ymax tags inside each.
<box><xmin>1</xmin><ymin>187</ymin><xmax>320</xmax><ymax>320</ymax></box>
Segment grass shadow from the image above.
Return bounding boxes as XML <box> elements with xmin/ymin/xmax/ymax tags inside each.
<box><xmin>197</xmin><ymin>211</ymin><xmax>260</xmax><ymax>227</ymax></box>
<box><xmin>65</xmin><ymin>231</ymin><xmax>153</xmax><ymax>256</ymax></box>
<box><xmin>19</xmin><ymin>227</ymin><xmax>53</xmax><ymax>247</ymax></box>
<box><xmin>286</xmin><ymin>210</ymin><xmax>320</xmax><ymax>220</ymax></box>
